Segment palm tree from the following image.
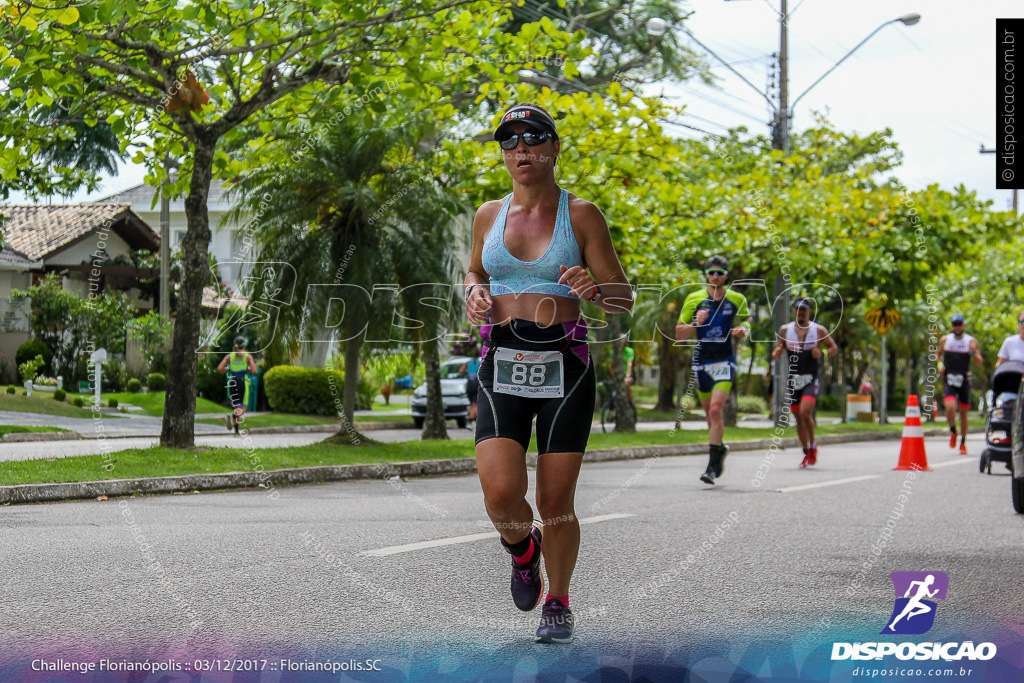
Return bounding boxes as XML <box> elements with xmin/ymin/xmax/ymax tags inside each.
<box><xmin>36</xmin><ymin>99</ymin><xmax>127</xmax><ymax>180</ymax></box>
<box><xmin>385</xmin><ymin>177</ymin><xmax>466</xmax><ymax>439</ymax></box>
<box><xmin>227</xmin><ymin>115</ymin><xmax>466</xmax><ymax>441</ymax></box>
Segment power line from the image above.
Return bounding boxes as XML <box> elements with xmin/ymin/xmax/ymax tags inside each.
<box><xmin>666</xmin><ymin>87</ymin><xmax>768</xmax><ymax>125</ymax></box>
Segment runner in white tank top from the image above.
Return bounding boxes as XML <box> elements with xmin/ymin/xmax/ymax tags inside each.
<box><xmin>772</xmin><ymin>298</ymin><xmax>837</xmax><ymax>468</ymax></box>
<box><xmin>936</xmin><ymin>313</ymin><xmax>982</xmax><ymax>454</ymax></box>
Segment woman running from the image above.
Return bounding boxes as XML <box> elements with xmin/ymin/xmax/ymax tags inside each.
<box><xmin>464</xmin><ymin>103</ymin><xmax>633</xmax><ymax>643</ymax></box>
<box><xmin>217</xmin><ymin>336</ymin><xmax>257</xmax><ymax>434</ymax></box>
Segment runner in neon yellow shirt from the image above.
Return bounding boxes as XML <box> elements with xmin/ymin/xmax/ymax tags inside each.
<box><xmin>217</xmin><ymin>336</ymin><xmax>257</xmax><ymax>435</ymax></box>
<box><xmin>675</xmin><ymin>256</ymin><xmax>749</xmax><ymax>486</ymax></box>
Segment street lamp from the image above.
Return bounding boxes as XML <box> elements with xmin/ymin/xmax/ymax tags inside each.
<box><xmin>685</xmin><ymin>10</ymin><xmax>920</xmax><ymax>425</ymax></box>
<box><xmin>788</xmin><ymin>14</ymin><xmax>922</xmax><ymax>123</ymax></box>
<box><xmin>645</xmin><ymin>16</ymin><xmax>668</xmax><ymax>38</ymax></box>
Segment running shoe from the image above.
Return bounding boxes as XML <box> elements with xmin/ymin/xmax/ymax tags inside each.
<box><xmin>700</xmin><ymin>451</ymin><xmax>718</xmax><ymax>484</ymax></box>
<box><xmin>504</xmin><ymin>525</ymin><xmax>544</xmax><ymax>612</ymax></box>
<box><xmin>799</xmin><ymin>447</ymin><xmax>810</xmax><ymax>469</ymax></box>
<box><xmin>234</xmin><ymin>415</ymin><xmax>241</xmax><ymax>435</ymax></box>
<box><xmin>535</xmin><ymin>598</ymin><xmax>574</xmax><ymax>643</ymax></box>
<box><xmin>959</xmin><ymin>442</ymin><xmax>967</xmax><ymax>455</ymax></box>
<box><xmin>806</xmin><ymin>445</ymin><xmax>817</xmax><ymax>466</ymax></box>
<box><xmin>226</xmin><ymin>413</ymin><xmax>234</xmax><ymax>431</ymax></box>
<box><xmin>949</xmin><ymin>431</ymin><xmax>957</xmax><ymax>449</ymax></box>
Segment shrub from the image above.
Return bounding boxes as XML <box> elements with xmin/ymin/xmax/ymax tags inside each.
<box><xmin>126</xmin><ymin>378</ymin><xmax>143</xmax><ymax>393</ymax></box>
<box><xmin>816</xmin><ymin>393</ymin><xmax>841</xmax><ymax>412</ymax></box>
<box><xmin>6</xmin><ymin>385</ymin><xmax>14</xmax><ymax>395</ymax></box>
<box><xmin>197</xmin><ymin>359</ymin><xmax>224</xmax><ymax>400</ymax></box>
<box><xmin>264</xmin><ymin>365</ymin><xmax>345</xmax><ymax>415</ymax></box>
<box><xmin>356</xmin><ymin>377</ymin><xmax>376</xmax><ymax>411</ymax></box>
<box><xmin>18</xmin><ymin>354</ymin><xmax>46</xmax><ymax>383</ymax></box>
<box><xmin>101</xmin><ymin>358</ymin><xmax>128</xmax><ymax>393</ymax></box>
<box><xmin>74</xmin><ymin>397</ymin><xmax>85</xmax><ymax>408</ymax></box>
<box><xmin>737</xmin><ymin>395</ymin><xmax>768</xmax><ymax>414</ymax></box>
<box><xmin>127</xmin><ymin>311</ymin><xmax>172</xmax><ymax>375</ymax></box>
<box><xmin>146</xmin><ymin>373</ymin><xmax>167</xmax><ymax>391</ymax></box>
<box><xmin>53</xmin><ymin>388</ymin><xmax>66</xmax><ymax>402</ymax></box>
<box><xmin>16</xmin><ymin>340</ymin><xmax>52</xmax><ymax>376</ymax></box>
<box><xmin>108</xmin><ymin>398</ymin><xmax>118</xmax><ymax>408</ymax></box>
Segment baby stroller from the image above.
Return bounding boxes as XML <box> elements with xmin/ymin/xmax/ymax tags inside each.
<box><xmin>980</xmin><ymin>360</ymin><xmax>1023</xmax><ymax>474</ymax></box>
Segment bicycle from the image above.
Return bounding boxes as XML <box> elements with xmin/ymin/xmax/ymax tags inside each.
<box><xmin>600</xmin><ymin>380</ymin><xmax>637</xmax><ymax>433</ymax></box>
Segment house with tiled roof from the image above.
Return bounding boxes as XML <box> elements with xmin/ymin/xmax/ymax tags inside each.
<box><xmin>100</xmin><ymin>181</ymin><xmax>248</xmax><ymax>291</ymax></box>
<box><xmin>0</xmin><ymin>204</ymin><xmax>159</xmax><ymax>369</ymax></box>
<box><xmin>0</xmin><ymin>244</ymin><xmax>40</xmax><ymax>360</ymax></box>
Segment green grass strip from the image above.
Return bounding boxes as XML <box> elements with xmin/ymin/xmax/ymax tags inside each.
<box><xmin>0</xmin><ymin>394</ymin><xmax>123</xmax><ymax>418</ymax></box>
<box><xmin>0</xmin><ymin>438</ymin><xmax>477</xmax><ymax>486</ymax></box>
<box><xmin>0</xmin><ymin>418</ymin><xmax>918</xmax><ymax>487</ymax></box>
<box><xmin>0</xmin><ymin>425</ymin><xmax>71</xmax><ymax>436</ymax></box>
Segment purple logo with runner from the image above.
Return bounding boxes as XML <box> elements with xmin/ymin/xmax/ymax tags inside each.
<box><xmin>881</xmin><ymin>571</ymin><xmax>949</xmax><ymax>635</ymax></box>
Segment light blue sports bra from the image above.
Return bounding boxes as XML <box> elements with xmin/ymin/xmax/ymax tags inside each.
<box><xmin>481</xmin><ymin>189</ymin><xmax>583</xmax><ymax>298</ymax></box>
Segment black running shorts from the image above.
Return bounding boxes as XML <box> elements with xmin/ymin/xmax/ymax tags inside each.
<box><xmin>475</xmin><ymin>319</ymin><xmax>595</xmax><ymax>455</ymax></box>
<box><xmin>226</xmin><ymin>372</ymin><xmax>246</xmax><ymax>408</ymax></box>
<box><xmin>942</xmin><ymin>375</ymin><xmax>971</xmax><ymax>409</ymax></box>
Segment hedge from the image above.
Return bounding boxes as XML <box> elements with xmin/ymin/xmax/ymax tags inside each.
<box><xmin>264</xmin><ymin>365</ymin><xmax>345</xmax><ymax>415</ymax></box>
<box><xmin>147</xmin><ymin>373</ymin><xmax>167</xmax><ymax>391</ymax></box>
<box><xmin>16</xmin><ymin>340</ymin><xmax>52</xmax><ymax>375</ymax></box>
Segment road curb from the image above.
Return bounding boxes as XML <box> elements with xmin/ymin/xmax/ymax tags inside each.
<box><xmin>2</xmin><ymin>432</ymin><xmax>81</xmax><ymax>442</ymax></box>
<box><xmin>0</xmin><ymin>427</ymin><xmax>945</xmax><ymax>505</ymax></box>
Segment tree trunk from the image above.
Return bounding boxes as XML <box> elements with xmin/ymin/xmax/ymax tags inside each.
<box><xmin>610</xmin><ymin>316</ymin><xmax>635</xmax><ymax>433</ymax></box>
<box><xmin>888</xmin><ymin>344</ymin><xmax>898</xmax><ymax>403</ymax></box>
<box><xmin>342</xmin><ymin>335</ymin><xmax>360</xmax><ymax>425</ymax></box>
<box><xmin>654</xmin><ymin>326</ymin><xmax>678</xmax><ymax>412</ymax></box>
<box><xmin>326</xmin><ymin>321</ymin><xmax>370</xmax><ymax>445</ymax></box>
<box><xmin>422</xmin><ymin>342</ymin><xmax>449</xmax><ymax>439</ymax></box>
<box><xmin>160</xmin><ymin>139</ymin><xmax>215</xmax><ymax>448</ymax></box>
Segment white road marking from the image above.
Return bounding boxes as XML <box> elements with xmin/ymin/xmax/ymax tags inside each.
<box><xmin>774</xmin><ymin>475</ymin><xmax>879</xmax><ymax>493</ymax></box>
<box><xmin>929</xmin><ymin>457</ymin><xmax>978</xmax><ymax>468</ymax></box>
<box><xmin>361</xmin><ymin>513</ymin><xmax>634</xmax><ymax>557</ymax></box>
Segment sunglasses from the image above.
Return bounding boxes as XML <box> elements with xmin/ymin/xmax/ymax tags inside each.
<box><xmin>497</xmin><ymin>131</ymin><xmax>552</xmax><ymax>150</ymax></box>
<box><xmin>705</xmin><ymin>269</ymin><xmax>727</xmax><ymax>276</ymax></box>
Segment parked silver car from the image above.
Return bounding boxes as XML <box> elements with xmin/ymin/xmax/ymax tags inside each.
<box><xmin>410</xmin><ymin>356</ymin><xmax>472</xmax><ymax>429</ymax></box>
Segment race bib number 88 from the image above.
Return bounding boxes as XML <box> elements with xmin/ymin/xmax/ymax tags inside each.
<box><xmin>494</xmin><ymin>348</ymin><xmax>564</xmax><ymax>397</ymax></box>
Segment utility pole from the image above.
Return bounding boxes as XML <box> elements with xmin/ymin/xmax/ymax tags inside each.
<box><xmin>159</xmin><ymin>178</ymin><xmax>170</xmax><ymax>316</ymax></box>
<box><xmin>159</xmin><ymin>157</ymin><xmax>179</xmax><ymax>317</ymax></box>
<box><xmin>980</xmin><ymin>145</ymin><xmax>1018</xmax><ymax>213</ymax></box>
<box><xmin>771</xmin><ymin>0</ymin><xmax>791</xmax><ymax>429</ymax></box>
<box><xmin>690</xmin><ymin>3</ymin><xmax>918</xmax><ymax>427</ymax></box>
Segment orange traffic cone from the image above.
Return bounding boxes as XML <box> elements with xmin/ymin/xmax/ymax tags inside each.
<box><xmin>893</xmin><ymin>395</ymin><xmax>932</xmax><ymax>471</ymax></box>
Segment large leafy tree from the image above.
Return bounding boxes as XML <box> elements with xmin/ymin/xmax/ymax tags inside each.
<box><xmin>607</xmin><ymin>120</ymin><xmax>1017</xmax><ymax>405</ymax></box>
<box><xmin>1</xmin><ymin>0</ymin><xmax>574</xmax><ymax>447</ymax></box>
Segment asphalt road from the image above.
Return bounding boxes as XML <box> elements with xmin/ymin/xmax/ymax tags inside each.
<box><xmin>1</xmin><ymin>432</ymin><xmax>1021</xmax><ymax>681</ymax></box>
